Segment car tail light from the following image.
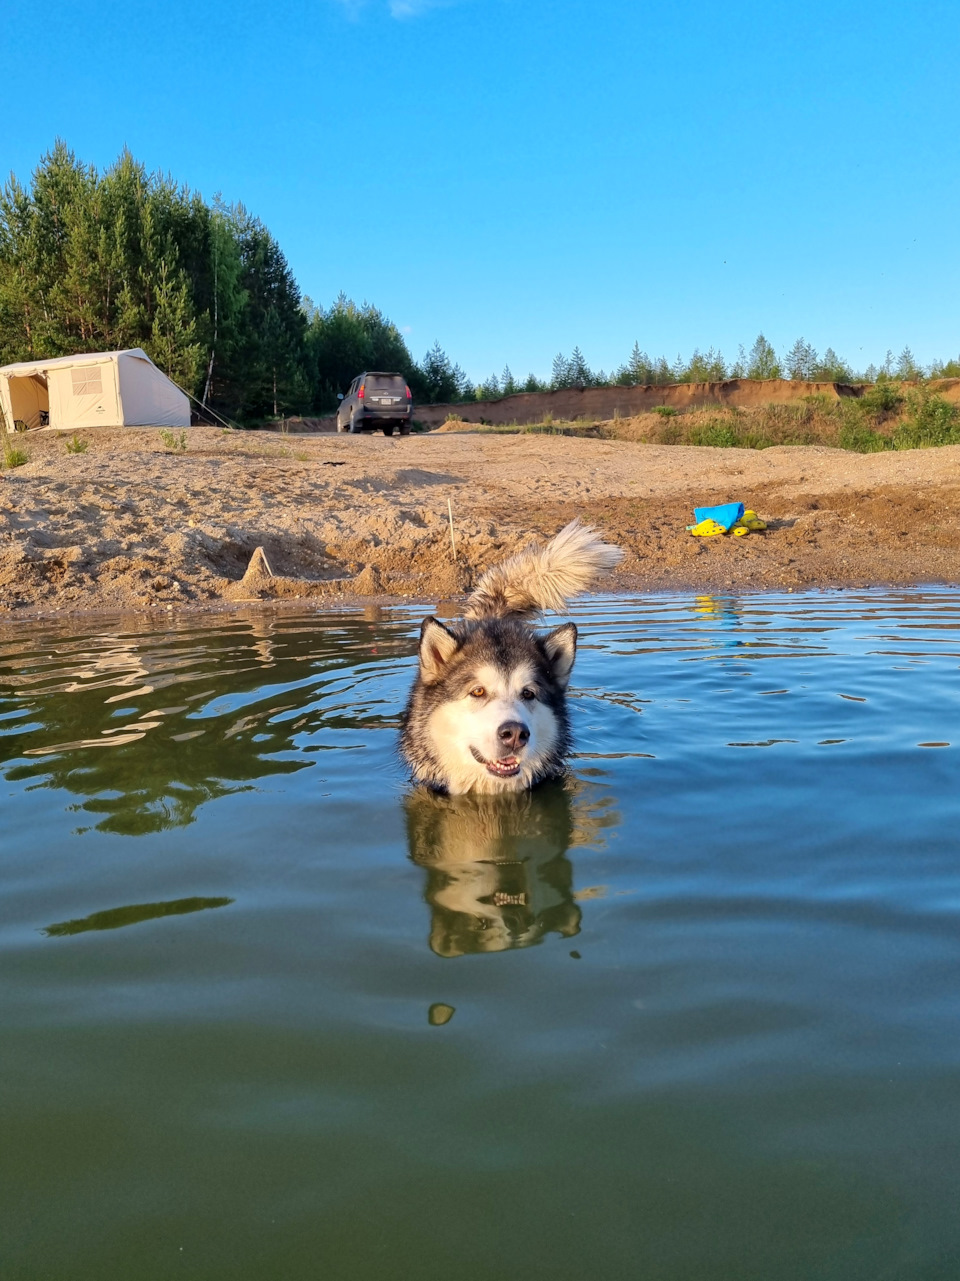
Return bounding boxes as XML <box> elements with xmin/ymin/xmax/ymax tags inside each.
<box><xmin>358</xmin><ymin>385</ymin><xmax>364</xmax><ymax>399</ymax></box>
<box><xmin>405</xmin><ymin>385</ymin><xmax>412</xmax><ymax>399</ymax></box>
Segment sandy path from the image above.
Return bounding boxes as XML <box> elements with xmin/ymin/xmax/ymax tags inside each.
<box><xmin>1</xmin><ymin>426</ymin><xmax>959</xmax><ymax>617</ymax></box>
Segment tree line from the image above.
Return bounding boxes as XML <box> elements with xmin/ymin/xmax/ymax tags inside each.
<box><xmin>478</xmin><ymin>335</ymin><xmax>960</xmax><ymax>401</ymax></box>
<box><xmin>1</xmin><ymin>144</ymin><xmax>956</xmax><ymax>422</ymax></box>
<box><xmin>0</xmin><ymin>142</ymin><xmax>466</xmax><ymax>421</ymax></box>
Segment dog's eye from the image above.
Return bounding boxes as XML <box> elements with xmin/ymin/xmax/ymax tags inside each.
<box><xmin>520</xmin><ymin>687</ymin><xmax>537</xmax><ymax>701</ymax></box>
<box><xmin>468</xmin><ymin>685</ymin><xmax>486</xmax><ymax>699</ymax></box>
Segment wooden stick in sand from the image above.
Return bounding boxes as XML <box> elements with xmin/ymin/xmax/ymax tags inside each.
<box><xmin>447</xmin><ymin>498</ymin><xmax>457</xmax><ymax>561</ymax></box>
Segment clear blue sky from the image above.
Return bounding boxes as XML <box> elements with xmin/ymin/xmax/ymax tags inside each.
<box><xmin>5</xmin><ymin>0</ymin><xmax>958</xmax><ymax>381</ymax></box>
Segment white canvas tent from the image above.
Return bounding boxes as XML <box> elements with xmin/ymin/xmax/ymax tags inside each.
<box><xmin>0</xmin><ymin>348</ymin><xmax>190</xmax><ymax>431</ymax></box>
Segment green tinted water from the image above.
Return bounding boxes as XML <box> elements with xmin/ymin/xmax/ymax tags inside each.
<box><xmin>2</xmin><ymin>591</ymin><xmax>960</xmax><ymax>1280</ymax></box>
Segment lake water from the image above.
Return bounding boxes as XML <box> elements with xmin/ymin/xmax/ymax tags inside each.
<box><xmin>2</xmin><ymin>590</ymin><xmax>959</xmax><ymax>1280</ymax></box>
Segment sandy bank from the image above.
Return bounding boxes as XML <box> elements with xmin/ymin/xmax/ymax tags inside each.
<box><xmin>2</xmin><ymin>425</ymin><xmax>959</xmax><ymax>618</ymax></box>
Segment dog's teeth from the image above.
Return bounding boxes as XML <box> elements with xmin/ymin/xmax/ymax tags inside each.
<box><xmin>486</xmin><ymin>755</ymin><xmax>520</xmax><ymax>777</ymax></box>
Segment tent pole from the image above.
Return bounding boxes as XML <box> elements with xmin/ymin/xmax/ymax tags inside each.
<box><xmin>164</xmin><ymin>374</ymin><xmax>243</xmax><ymax>432</ymax></box>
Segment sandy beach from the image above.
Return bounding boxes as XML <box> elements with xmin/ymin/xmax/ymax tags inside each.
<box><xmin>2</xmin><ymin>424</ymin><xmax>959</xmax><ymax>618</ymax></box>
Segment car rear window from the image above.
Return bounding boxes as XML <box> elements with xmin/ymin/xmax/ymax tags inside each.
<box><xmin>365</xmin><ymin>375</ymin><xmax>405</xmax><ymax>390</ymax></box>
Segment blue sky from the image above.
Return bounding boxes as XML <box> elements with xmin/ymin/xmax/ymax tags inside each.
<box><xmin>5</xmin><ymin>0</ymin><xmax>958</xmax><ymax>380</ymax></box>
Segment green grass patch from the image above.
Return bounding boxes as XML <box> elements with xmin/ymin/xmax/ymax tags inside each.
<box><xmin>892</xmin><ymin>389</ymin><xmax>960</xmax><ymax>448</ymax></box>
<box><xmin>858</xmin><ymin>380</ymin><xmax>905</xmax><ymax>414</ymax></box>
<box><xmin>459</xmin><ymin>418</ymin><xmax>602</xmax><ymax>438</ymax></box>
<box><xmin>159</xmin><ymin>429</ymin><xmax>188</xmax><ymax>453</ymax></box>
<box><xmin>837</xmin><ymin>423</ymin><xmax>892</xmax><ymax>452</ymax></box>
<box><xmin>689</xmin><ymin>422</ymin><xmax>740</xmax><ymax>448</ymax></box>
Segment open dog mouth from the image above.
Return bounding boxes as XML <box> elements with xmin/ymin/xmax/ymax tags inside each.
<box><xmin>469</xmin><ymin>746</ymin><xmax>522</xmax><ymax>778</ymax></box>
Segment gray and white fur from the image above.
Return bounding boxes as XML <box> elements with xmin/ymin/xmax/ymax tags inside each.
<box><xmin>400</xmin><ymin>520</ymin><xmax>622</xmax><ymax>794</ymax></box>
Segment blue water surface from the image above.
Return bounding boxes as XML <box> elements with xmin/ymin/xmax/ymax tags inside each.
<box><xmin>1</xmin><ymin>589</ymin><xmax>959</xmax><ymax>1281</ymax></box>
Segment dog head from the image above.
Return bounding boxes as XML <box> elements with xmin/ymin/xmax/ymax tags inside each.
<box><xmin>407</xmin><ymin>615</ymin><xmax>576</xmax><ymax>794</ymax></box>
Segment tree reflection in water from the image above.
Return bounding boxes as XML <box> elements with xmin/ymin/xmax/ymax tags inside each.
<box><xmin>43</xmin><ymin>895</ymin><xmax>234</xmax><ymax>936</ymax></box>
<box><xmin>0</xmin><ymin>609</ymin><xmax>409</xmax><ymax>836</ymax></box>
<box><xmin>405</xmin><ymin>780</ymin><xmax>620</xmax><ymax>957</ymax></box>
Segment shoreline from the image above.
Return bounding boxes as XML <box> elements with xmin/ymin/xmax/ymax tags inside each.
<box><xmin>3</xmin><ymin>579</ymin><xmax>959</xmax><ymax>637</ymax></box>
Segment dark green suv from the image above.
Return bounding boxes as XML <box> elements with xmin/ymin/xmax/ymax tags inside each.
<box><xmin>336</xmin><ymin>371</ymin><xmax>413</xmax><ymax>436</ymax></box>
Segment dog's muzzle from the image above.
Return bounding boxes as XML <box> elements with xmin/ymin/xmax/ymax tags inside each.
<box><xmin>470</xmin><ymin>745</ymin><xmax>522</xmax><ymax>778</ymax></box>
<box><xmin>470</xmin><ymin>720</ymin><xmax>530</xmax><ymax>779</ymax></box>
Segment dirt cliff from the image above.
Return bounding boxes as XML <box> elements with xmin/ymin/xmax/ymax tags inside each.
<box><xmin>413</xmin><ymin>377</ymin><xmax>960</xmax><ymax>429</ymax></box>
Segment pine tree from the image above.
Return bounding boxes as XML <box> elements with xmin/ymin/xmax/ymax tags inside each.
<box><xmin>551</xmin><ymin>352</ymin><xmax>571</xmax><ymax>389</ymax></box>
<box><xmin>567</xmin><ymin>347</ymin><xmax>591</xmax><ymax>387</ymax></box>
<box><xmin>419</xmin><ymin>341</ymin><xmax>460</xmax><ymax>403</ymax></box>
<box><xmin>811</xmin><ymin>347</ymin><xmax>853</xmax><ymax>382</ymax></box>
<box><xmin>0</xmin><ymin>175</ymin><xmax>43</xmax><ymax>362</ymax></box>
<box><xmin>785</xmin><ymin>338</ymin><xmax>817</xmax><ymax>381</ymax></box>
<box><xmin>747</xmin><ymin>334</ymin><xmax>780</xmax><ymax>380</ymax></box>
<box><xmin>232</xmin><ymin>211</ymin><xmax>309</xmax><ymax>418</ymax></box>
<box><xmin>626</xmin><ymin>342</ymin><xmax>652</xmax><ymax>385</ymax></box>
<box><xmin>453</xmin><ymin>366</ymin><xmax>474</xmax><ymax>400</ymax></box>
<box><xmin>929</xmin><ymin>354</ymin><xmax>960</xmax><ymax>379</ymax></box>
<box><xmin>146</xmin><ymin>255</ymin><xmax>202</xmax><ymax>388</ymax></box>
<box><xmin>895</xmin><ymin>346</ymin><xmax>922</xmax><ymax>379</ymax></box>
<box><xmin>652</xmin><ymin>356</ymin><xmax>672</xmax><ymax>385</ymax></box>
<box><xmin>706</xmin><ymin>348</ymin><xmax>727</xmax><ymax>380</ymax></box>
<box><xmin>201</xmin><ymin>199</ymin><xmax>246</xmax><ymax>407</ymax></box>
<box><xmin>685</xmin><ymin>349</ymin><xmax>726</xmax><ymax>382</ymax></box>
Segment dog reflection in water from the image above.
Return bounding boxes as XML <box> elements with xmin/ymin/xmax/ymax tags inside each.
<box><xmin>405</xmin><ymin>780</ymin><xmax>596</xmax><ymax>958</ymax></box>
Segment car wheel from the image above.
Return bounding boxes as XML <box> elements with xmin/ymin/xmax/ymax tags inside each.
<box><xmin>382</xmin><ymin>424</ymin><xmax>395</xmax><ymax>437</ymax></box>
<box><xmin>336</xmin><ymin>415</ymin><xmax>348</xmax><ymax>432</ymax></box>
<box><xmin>399</xmin><ymin>423</ymin><xmax>412</xmax><ymax>436</ymax></box>
<box><xmin>349</xmin><ymin>413</ymin><xmax>362</xmax><ymax>434</ymax></box>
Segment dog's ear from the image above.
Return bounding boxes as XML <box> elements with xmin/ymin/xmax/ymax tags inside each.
<box><xmin>543</xmin><ymin>622</ymin><xmax>577</xmax><ymax>688</ymax></box>
<box><xmin>418</xmin><ymin>617</ymin><xmax>461</xmax><ymax>683</ymax></box>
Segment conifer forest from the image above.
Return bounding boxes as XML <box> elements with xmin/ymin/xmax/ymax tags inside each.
<box><xmin>1</xmin><ymin>144</ymin><xmax>956</xmax><ymax>424</ymax></box>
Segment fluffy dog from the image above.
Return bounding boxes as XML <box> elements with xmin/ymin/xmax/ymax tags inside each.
<box><xmin>400</xmin><ymin>520</ymin><xmax>622</xmax><ymax>793</ymax></box>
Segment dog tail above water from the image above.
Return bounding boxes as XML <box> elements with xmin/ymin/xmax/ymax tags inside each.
<box><xmin>465</xmin><ymin>520</ymin><xmax>623</xmax><ymax>622</ymax></box>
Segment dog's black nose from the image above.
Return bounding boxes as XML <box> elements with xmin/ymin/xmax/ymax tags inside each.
<box><xmin>497</xmin><ymin>721</ymin><xmax>530</xmax><ymax>753</ymax></box>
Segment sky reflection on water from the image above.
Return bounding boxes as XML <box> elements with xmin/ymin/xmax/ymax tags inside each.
<box><xmin>2</xmin><ymin>590</ymin><xmax>960</xmax><ymax>1281</ymax></box>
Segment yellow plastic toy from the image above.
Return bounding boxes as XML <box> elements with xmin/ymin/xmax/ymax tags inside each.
<box><xmin>737</xmin><ymin>509</ymin><xmax>767</xmax><ymax>531</ymax></box>
<box><xmin>688</xmin><ymin>519</ymin><xmax>727</xmax><ymax>537</ymax></box>
<box><xmin>687</xmin><ymin>508</ymin><xmax>767</xmax><ymax>537</ymax></box>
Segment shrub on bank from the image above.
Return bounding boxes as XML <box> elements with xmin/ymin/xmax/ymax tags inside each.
<box><xmin>436</xmin><ymin>383</ymin><xmax>960</xmax><ymax>453</ymax></box>
<box><xmin>893</xmin><ymin>389</ymin><xmax>960</xmax><ymax>448</ymax></box>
